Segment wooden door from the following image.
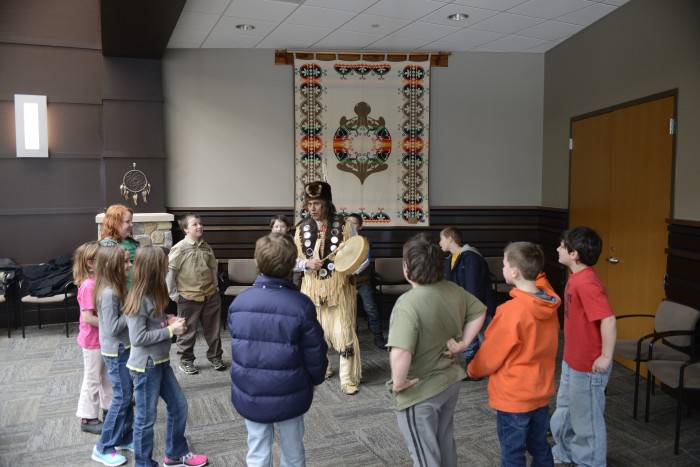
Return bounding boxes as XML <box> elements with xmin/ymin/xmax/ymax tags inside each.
<box><xmin>569</xmin><ymin>112</ymin><xmax>613</xmax><ymax>285</ymax></box>
<box><xmin>606</xmin><ymin>97</ymin><xmax>674</xmax><ymax>317</ymax></box>
<box><xmin>569</xmin><ymin>96</ymin><xmax>675</xmax><ymax>365</ymax></box>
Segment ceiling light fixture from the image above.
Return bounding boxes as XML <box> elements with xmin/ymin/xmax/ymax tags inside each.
<box><xmin>236</xmin><ymin>24</ymin><xmax>255</xmax><ymax>31</ymax></box>
<box><xmin>447</xmin><ymin>13</ymin><xmax>469</xmax><ymax>21</ymax></box>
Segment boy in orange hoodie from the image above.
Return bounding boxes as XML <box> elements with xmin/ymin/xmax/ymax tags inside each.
<box><xmin>460</xmin><ymin>242</ymin><xmax>560</xmax><ymax>466</ymax></box>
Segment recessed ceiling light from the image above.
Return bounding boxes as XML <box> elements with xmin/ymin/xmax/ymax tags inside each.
<box><xmin>447</xmin><ymin>13</ymin><xmax>469</xmax><ymax>21</ymax></box>
<box><xmin>236</xmin><ymin>24</ymin><xmax>255</xmax><ymax>31</ymax></box>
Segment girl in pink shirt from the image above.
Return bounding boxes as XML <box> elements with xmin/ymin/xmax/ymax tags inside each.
<box><xmin>74</xmin><ymin>241</ymin><xmax>113</xmax><ymax>435</ymax></box>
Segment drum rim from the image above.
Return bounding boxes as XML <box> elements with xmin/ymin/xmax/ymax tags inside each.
<box><xmin>333</xmin><ymin>236</ymin><xmax>369</xmax><ymax>273</ymax></box>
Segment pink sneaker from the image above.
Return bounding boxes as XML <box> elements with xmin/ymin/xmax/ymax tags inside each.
<box><xmin>163</xmin><ymin>452</ymin><xmax>208</xmax><ymax>467</ymax></box>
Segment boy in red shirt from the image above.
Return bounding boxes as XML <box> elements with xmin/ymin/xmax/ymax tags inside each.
<box><xmin>550</xmin><ymin>226</ymin><xmax>616</xmax><ymax>467</ymax></box>
<box><xmin>462</xmin><ymin>242</ymin><xmax>560</xmax><ymax>466</ymax></box>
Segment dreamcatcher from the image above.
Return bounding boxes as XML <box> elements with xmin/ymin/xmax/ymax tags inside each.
<box><xmin>120</xmin><ymin>163</ymin><xmax>151</xmax><ymax>205</ymax></box>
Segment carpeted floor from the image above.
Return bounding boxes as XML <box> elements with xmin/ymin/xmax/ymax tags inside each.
<box><xmin>0</xmin><ymin>322</ymin><xmax>698</xmax><ymax>466</ymax></box>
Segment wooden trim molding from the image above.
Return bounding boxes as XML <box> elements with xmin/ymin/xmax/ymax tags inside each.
<box><xmin>275</xmin><ymin>50</ymin><xmax>450</xmax><ymax>67</ymax></box>
<box><xmin>168</xmin><ymin>206</ymin><xmax>569</xmax><ymax>300</ymax></box>
<box><xmin>665</xmin><ymin>220</ymin><xmax>700</xmax><ymax>310</ymax></box>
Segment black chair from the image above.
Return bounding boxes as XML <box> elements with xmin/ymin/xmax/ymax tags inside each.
<box><xmin>221</xmin><ymin>258</ymin><xmax>258</xmax><ymax>330</ymax></box>
<box><xmin>1</xmin><ymin>274</ymin><xmax>20</xmax><ymax>338</ymax></box>
<box><xmin>19</xmin><ymin>279</ymin><xmax>77</xmax><ymax>338</ymax></box>
<box><xmin>484</xmin><ymin>256</ymin><xmax>513</xmax><ymax>303</ymax></box>
<box><xmin>374</xmin><ymin>258</ymin><xmax>411</xmax><ymax>316</ymax></box>
<box><xmin>0</xmin><ymin>294</ymin><xmax>9</xmax><ymax>338</ymax></box>
<box><xmin>644</xmin><ymin>329</ymin><xmax>700</xmax><ymax>454</ymax></box>
<box><xmin>615</xmin><ymin>300</ymin><xmax>700</xmax><ymax>419</ymax></box>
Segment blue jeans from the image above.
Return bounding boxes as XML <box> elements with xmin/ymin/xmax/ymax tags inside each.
<box><xmin>496</xmin><ymin>406</ymin><xmax>553</xmax><ymax>467</ymax></box>
<box><xmin>97</xmin><ymin>345</ymin><xmax>134</xmax><ymax>454</ymax></box>
<box><xmin>245</xmin><ymin>415</ymin><xmax>305</xmax><ymax>467</ymax></box>
<box><xmin>357</xmin><ymin>283</ymin><xmax>382</xmax><ymax>336</ymax></box>
<box><xmin>550</xmin><ymin>361</ymin><xmax>610</xmax><ymax>467</ymax></box>
<box><xmin>132</xmin><ymin>359</ymin><xmax>189</xmax><ymax>467</ymax></box>
<box><xmin>463</xmin><ymin>311</ymin><xmax>493</xmax><ymax>361</ymax></box>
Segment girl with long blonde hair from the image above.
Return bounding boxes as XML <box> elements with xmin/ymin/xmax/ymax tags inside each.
<box><xmin>74</xmin><ymin>241</ymin><xmax>112</xmax><ymax>436</ymax></box>
<box><xmin>91</xmin><ymin>245</ymin><xmax>134</xmax><ymax>467</ymax></box>
<box><xmin>124</xmin><ymin>246</ymin><xmax>207</xmax><ymax>467</ymax></box>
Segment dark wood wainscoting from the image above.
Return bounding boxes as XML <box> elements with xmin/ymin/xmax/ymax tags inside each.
<box><xmin>663</xmin><ymin>219</ymin><xmax>700</xmax><ymax>405</ymax></box>
<box><xmin>666</xmin><ymin>219</ymin><xmax>700</xmax><ymax>311</ymax></box>
<box><xmin>168</xmin><ymin>206</ymin><xmax>570</xmax><ymax>298</ymax></box>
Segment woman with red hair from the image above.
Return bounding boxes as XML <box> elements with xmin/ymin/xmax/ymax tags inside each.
<box><xmin>100</xmin><ymin>204</ymin><xmax>140</xmax><ymax>289</ymax></box>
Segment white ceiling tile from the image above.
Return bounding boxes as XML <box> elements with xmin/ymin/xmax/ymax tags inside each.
<box><xmin>202</xmin><ymin>32</ymin><xmax>262</xmax><ymax>47</ymax></box>
<box><xmin>183</xmin><ymin>0</ymin><xmax>232</xmax><ymax>15</ymax></box>
<box><xmin>167</xmin><ymin>40</ymin><xmax>204</xmax><ymax>49</ymax></box>
<box><xmin>508</xmin><ymin>0</ymin><xmax>594</xmax><ymax>20</ymax></box>
<box><xmin>451</xmin><ymin>0</ymin><xmax>529</xmax><ymax>10</ymax></box>
<box><xmin>518</xmin><ymin>20</ymin><xmax>583</xmax><ymax>40</ymax></box>
<box><xmin>284</xmin><ymin>5</ymin><xmax>358</xmax><ymax>28</ymax></box>
<box><xmin>424</xmin><ymin>40</ymin><xmax>475</xmax><ymax>51</ymax></box>
<box><xmin>169</xmin><ymin>27</ymin><xmax>209</xmax><ymax>46</ymax></box>
<box><xmin>302</xmin><ymin>0</ymin><xmax>380</xmax><ymax>13</ymax></box>
<box><xmin>312</xmin><ymin>30</ymin><xmax>383</xmax><ymax>49</ymax></box>
<box><xmin>392</xmin><ymin>22</ymin><xmax>461</xmax><ymax>41</ymax></box>
<box><xmin>556</xmin><ymin>2</ymin><xmax>616</xmax><ymax>26</ymax></box>
<box><xmin>175</xmin><ymin>11</ymin><xmax>220</xmax><ymax>31</ymax></box>
<box><xmin>522</xmin><ymin>40</ymin><xmax>558</xmax><ymax>52</ymax></box>
<box><xmin>438</xmin><ymin>27</ymin><xmax>505</xmax><ymax>47</ymax></box>
<box><xmin>365</xmin><ymin>0</ymin><xmax>446</xmax><ymax>21</ymax></box>
<box><xmin>419</xmin><ymin>4</ymin><xmax>500</xmax><ymax>27</ymax></box>
<box><xmin>173</xmin><ymin>0</ymin><xmax>625</xmax><ymax>53</ymax></box>
<box><xmin>224</xmin><ymin>0</ymin><xmax>299</xmax><ymax>22</ymax></box>
<box><xmin>255</xmin><ymin>36</ymin><xmax>317</xmax><ymax>49</ymax></box>
<box><xmin>269</xmin><ymin>23</ymin><xmax>335</xmax><ymax>42</ymax></box>
<box><xmin>214</xmin><ymin>16</ymin><xmax>280</xmax><ymax>35</ymax></box>
<box><xmin>341</xmin><ymin>14</ymin><xmax>411</xmax><ymax>35</ymax></box>
<box><xmin>366</xmin><ymin>36</ymin><xmax>433</xmax><ymax>51</ymax></box>
<box><xmin>481</xmin><ymin>34</ymin><xmax>548</xmax><ymax>51</ymax></box>
<box><xmin>468</xmin><ymin>46</ymin><xmax>509</xmax><ymax>52</ymax></box>
<box><xmin>470</xmin><ymin>12</ymin><xmax>545</xmax><ymax>34</ymax></box>
<box><xmin>598</xmin><ymin>0</ymin><xmax>629</xmax><ymax>6</ymax></box>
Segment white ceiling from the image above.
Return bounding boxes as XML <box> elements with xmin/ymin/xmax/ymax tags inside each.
<box><xmin>167</xmin><ymin>0</ymin><xmax>629</xmax><ymax>53</ymax></box>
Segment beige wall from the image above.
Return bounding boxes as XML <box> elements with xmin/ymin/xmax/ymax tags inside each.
<box><xmin>163</xmin><ymin>49</ymin><xmax>544</xmax><ymax>208</ymax></box>
<box><xmin>542</xmin><ymin>0</ymin><xmax>700</xmax><ymax>219</ymax></box>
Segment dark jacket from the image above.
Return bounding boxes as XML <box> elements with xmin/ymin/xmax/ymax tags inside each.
<box><xmin>444</xmin><ymin>245</ymin><xmax>496</xmax><ymax>317</ymax></box>
<box><xmin>23</xmin><ymin>256</ymin><xmax>73</xmax><ymax>297</ymax></box>
<box><xmin>227</xmin><ymin>275</ymin><xmax>328</xmax><ymax>423</ymax></box>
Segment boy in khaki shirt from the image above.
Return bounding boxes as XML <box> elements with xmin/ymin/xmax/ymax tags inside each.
<box><xmin>167</xmin><ymin>213</ymin><xmax>225</xmax><ymax>375</ymax></box>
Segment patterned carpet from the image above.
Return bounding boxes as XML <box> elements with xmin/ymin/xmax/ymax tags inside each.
<box><xmin>0</xmin><ymin>321</ymin><xmax>698</xmax><ymax>466</ymax></box>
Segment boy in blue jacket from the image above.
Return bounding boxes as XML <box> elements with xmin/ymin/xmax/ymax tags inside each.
<box><xmin>439</xmin><ymin>227</ymin><xmax>496</xmax><ymax>368</ymax></box>
<box><xmin>228</xmin><ymin>233</ymin><xmax>328</xmax><ymax>467</ymax></box>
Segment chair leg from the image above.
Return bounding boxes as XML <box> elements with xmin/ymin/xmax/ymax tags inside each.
<box><xmin>37</xmin><ymin>304</ymin><xmax>42</xmax><ymax>329</ymax></box>
<box><xmin>644</xmin><ymin>369</ymin><xmax>652</xmax><ymax>423</ymax></box>
<box><xmin>20</xmin><ymin>300</ymin><xmax>25</xmax><ymax>338</ymax></box>
<box><xmin>65</xmin><ymin>301</ymin><xmax>69</xmax><ymax>338</ymax></box>
<box><xmin>5</xmin><ymin>299</ymin><xmax>11</xmax><ymax>338</ymax></box>
<box><xmin>221</xmin><ymin>295</ymin><xmax>228</xmax><ymax>331</ymax></box>
<box><xmin>675</xmin><ymin>384</ymin><xmax>684</xmax><ymax>455</ymax></box>
<box><xmin>633</xmin><ymin>358</ymin><xmax>642</xmax><ymax>419</ymax></box>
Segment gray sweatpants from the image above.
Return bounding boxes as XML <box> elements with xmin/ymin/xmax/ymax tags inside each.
<box><xmin>396</xmin><ymin>382</ymin><xmax>461</xmax><ymax>467</ymax></box>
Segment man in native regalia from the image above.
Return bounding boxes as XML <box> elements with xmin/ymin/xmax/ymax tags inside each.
<box><xmin>294</xmin><ymin>181</ymin><xmax>365</xmax><ymax>395</ymax></box>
